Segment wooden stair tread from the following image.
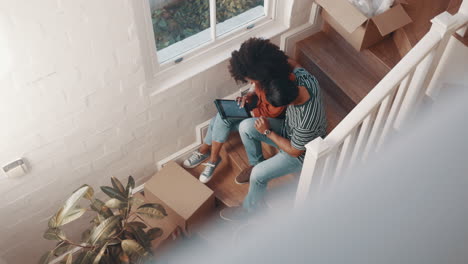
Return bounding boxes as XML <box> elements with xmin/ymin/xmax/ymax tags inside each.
<box><xmin>296</xmin><ymin>31</ymin><xmax>389</xmax><ymax>108</ymax></box>
<box><xmin>322</xmin><ymin>23</ymin><xmax>396</xmax><ymax>73</ymax></box>
<box><xmin>185</xmin><ymin>133</ymin><xmax>296</xmax><ymax>207</ymax></box>
<box><xmin>453</xmin><ymin>32</ymin><xmax>468</xmax><ymax>47</ymax></box>
<box><xmin>399</xmin><ymin>0</ymin><xmax>453</xmax><ymax>47</ymax></box>
<box><xmin>184</xmin><ymin>89</ymin><xmax>348</xmax><ymax>206</ymax></box>
<box><xmin>367</xmin><ymin>36</ymin><xmax>402</xmax><ymax>69</ymax></box>
<box><xmin>323</xmin><ymin>89</ymin><xmax>348</xmax><ymax>134</ymax></box>
<box><xmin>447</xmin><ymin>0</ymin><xmax>463</xmax><ymax>14</ymax></box>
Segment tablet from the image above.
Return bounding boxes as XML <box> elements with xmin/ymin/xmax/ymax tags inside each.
<box><xmin>214</xmin><ymin>99</ymin><xmax>252</xmax><ymax>119</ymax></box>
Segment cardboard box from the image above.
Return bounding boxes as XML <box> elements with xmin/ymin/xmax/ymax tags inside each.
<box><xmin>317</xmin><ymin>0</ymin><xmax>412</xmax><ymax>51</ymax></box>
<box><xmin>130</xmin><ymin>193</ymin><xmax>178</xmax><ymax>249</ymax></box>
<box><xmin>144</xmin><ymin>161</ymin><xmax>215</xmax><ymax>235</ymax></box>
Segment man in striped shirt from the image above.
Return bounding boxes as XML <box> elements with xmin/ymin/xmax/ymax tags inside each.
<box><xmin>221</xmin><ymin>60</ymin><xmax>327</xmax><ymax>220</ymax></box>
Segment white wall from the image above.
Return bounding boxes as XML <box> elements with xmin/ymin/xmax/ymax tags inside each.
<box><xmin>0</xmin><ymin>0</ymin><xmax>312</xmax><ymax>263</ymax></box>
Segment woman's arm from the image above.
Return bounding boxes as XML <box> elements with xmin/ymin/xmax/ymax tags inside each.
<box><xmin>255</xmin><ymin>117</ymin><xmax>304</xmax><ymax>158</ymax></box>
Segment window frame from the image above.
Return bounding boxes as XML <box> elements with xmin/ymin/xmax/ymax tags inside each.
<box><xmin>132</xmin><ymin>0</ymin><xmax>290</xmax><ymax>95</ymax></box>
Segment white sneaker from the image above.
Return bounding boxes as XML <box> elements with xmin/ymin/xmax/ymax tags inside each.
<box><xmin>199</xmin><ymin>158</ymin><xmax>222</xmax><ymax>183</ymax></box>
<box><xmin>182</xmin><ymin>151</ymin><xmax>210</xmax><ymax>169</ymax></box>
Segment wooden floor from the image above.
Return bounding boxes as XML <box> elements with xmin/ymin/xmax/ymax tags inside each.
<box><xmin>394</xmin><ymin>0</ymin><xmax>463</xmax><ymax>55</ymax></box>
<box><xmin>296</xmin><ymin>0</ymin><xmax>463</xmax><ymax>113</ymax></box>
<box><xmin>296</xmin><ymin>25</ymin><xmax>393</xmax><ymax>112</ymax></box>
<box><xmin>185</xmin><ymin>133</ymin><xmax>295</xmax><ymax>207</ymax></box>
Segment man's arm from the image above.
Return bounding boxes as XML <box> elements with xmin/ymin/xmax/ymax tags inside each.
<box><xmin>255</xmin><ymin>117</ymin><xmax>304</xmax><ymax>158</ymax></box>
<box><xmin>267</xmin><ymin>131</ymin><xmax>304</xmax><ymax>158</ymax></box>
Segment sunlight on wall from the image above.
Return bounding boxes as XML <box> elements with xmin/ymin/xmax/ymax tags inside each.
<box><xmin>0</xmin><ymin>15</ymin><xmax>12</xmax><ymax>79</ymax></box>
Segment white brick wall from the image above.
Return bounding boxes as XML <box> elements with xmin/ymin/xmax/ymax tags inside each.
<box><xmin>0</xmin><ymin>0</ymin><xmax>310</xmax><ymax>262</ymax></box>
<box><xmin>0</xmin><ymin>0</ymin><xmax>241</xmax><ymax>262</ymax></box>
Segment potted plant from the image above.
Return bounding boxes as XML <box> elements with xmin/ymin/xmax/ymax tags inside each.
<box><xmin>39</xmin><ymin>176</ymin><xmax>167</xmax><ymax>264</ymax></box>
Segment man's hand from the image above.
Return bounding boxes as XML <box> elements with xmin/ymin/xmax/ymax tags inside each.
<box><xmin>255</xmin><ymin>117</ymin><xmax>270</xmax><ymax>134</ymax></box>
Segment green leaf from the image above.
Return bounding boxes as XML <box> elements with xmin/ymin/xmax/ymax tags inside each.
<box><xmin>38</xmin><ymin>251</ymin><xmax>54</xmax><ymax>264</ymax></box>
<box><xmin>126</xmin><ymin>176</ymin><xmax>135</xmax><ymax>196</ymax></box>
<box><xmin>54</xmin><ymin>242</ymin><xmax>70</xmax><ymax>257</ymax></box>
<box><xmin>75</xmin><ymin>184</ymin><xmax>94</xmax><ymax>200</ymax></box>
<box><xmin>107</xmin><ymin>238</ymin><xmax>121</xmax><ymax>246</ymax></box>
<box><xmin>75</xmin><ymin>251</ymin><xmax>97</xmax><ymax>264</ymax></box>
<box><xmin>158</xmin><ymin>19</ymin><xmax>168</xmax><ymax>29</ymax></box>
<box><xmin>90</xmin><ymin>198</ymin><xmax>114</xmax><ymax>219</ymax></box>
<box><xmin>81</xmin><ymin>229</ymin><xmax>92</xmax><ymax>243</ymax></box>
<box><xmin>43</xmin><ymin>228</ymin><xmax>66</xmax><ymax>241</ymax></box>
<box><xmin>88</xmin><ymin>215</ymin><xmax>121</xmax><ymax>245</ymax></box>
<box><xmin>111</xmin><ymin>176</ymin><xmax>126</xmax><ymax>195</ymax></box>
<box><xmin>60</xmin><ymin>208</ymin><xmax>87</xmax><ymax>226</ymax></box>
<box><xmin>127</xmin><ymin>221</ymin><xmax>147</xmax><ymax>230</ymax></box>
<box><xmin>63</xmin><ymin>253</ymin><xmax>72</xmax><ymax>264</ymax></box>
<box><xmin>48</xmin><ymin>214</ymin><xmax>60</xmax><ymax>230</ymax></box>
<box><xmin>104</xmin><ymin>198</ymin><xmax>127</xmax><ymax>209</ymax></box>
<box><xmin>121</xmin><ymin>239</ymin><xmax>148</xmax><ymax>257</ymax></box>
<box><xmin>128</xmin><ymin>225</ymin><xmax>152</xmax><ymax>253</ymax></box>
<box><xmin>92</xmin><ymin>242</ymin><xmax>109</xmax><ymax>264</ymax></box>
<box><xmin>147</xmin><ymin>227</ymin><xmax>163</xmax><ymax>240</ymax></box>
<box><xmin>136</xmin><ymin>203</ymin><xmax>167</xmax><ymax>219</ymax></box>
<box><xmin>49</xmin><ymin>185</ymin><xmax>91</xmax><ymax>228</ymax></box>
<box><xmin>101</xmin><ymin>186</ymin><xmax>127</xmax><ymax>201</ymax></box>
<box><xmin>129</xmin><ymin>196</ymin><xmax>144</xmax><ymax>208</ymax></box>
<box><xmin>90</xmin><ymin>199</ymin><xmax>105</xmax><ymax>212</ymax></box>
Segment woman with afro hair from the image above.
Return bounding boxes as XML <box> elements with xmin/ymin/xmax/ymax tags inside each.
<box><xmin>182</xmin><ymin>38</ymin><xmax>291</xmax><ymax>184</ymax></box>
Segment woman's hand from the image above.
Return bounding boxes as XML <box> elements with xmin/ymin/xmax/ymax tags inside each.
<box><xmin>236</xmin><ymin>91</ymin><xmax>255</xmax><ymax>108</ymax></box>
<box><xmin>236</xmin><ymin>96</ymin><xmax>249</xmax><ymax>108</ymax></box>
<box><xmin>255</xmin><ymin>117</ymin><xmax>270</xmax><ymax>134</ymax></box>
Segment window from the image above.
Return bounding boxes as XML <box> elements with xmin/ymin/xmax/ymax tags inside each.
<box><xmin>148</xmin><ymin>0</ymin><xmax>269</xmax><ymax>64</ymax></box>
<box><xmin>132</xmin><ymin>0</ymin><xmax>290</xmax><ymax>93</ymax></box>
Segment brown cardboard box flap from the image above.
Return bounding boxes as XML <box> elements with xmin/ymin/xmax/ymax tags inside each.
<box><xmin>316</xmin><ymin>0</ymin><xmax>368</xmax><ymax>33</ymax></box>
<box><xmin>371</xmin><ymin>4</ymin><xmax>412</xmax><ymax>36</ymax></box>
<box><xmin>144</xmin><ymin>161</ymin><xmax>214</xmax><ymax>220</ymax></box>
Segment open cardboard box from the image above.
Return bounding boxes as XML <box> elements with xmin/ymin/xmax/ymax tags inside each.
<box><xmin>144</xmin><ymin>161</ymin><xmax>215</xmax><ymax>236</ymax></box>
<box><xmin>316</xmin><ymin>0</ymin><xmax>412</xmax><ymax>51</ymax></box>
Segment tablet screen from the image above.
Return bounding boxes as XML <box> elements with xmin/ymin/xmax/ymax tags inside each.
<box><xmin>217</xmin><ymin>100</ymin><xmax>250</xmax><ymax>118</ymax></box>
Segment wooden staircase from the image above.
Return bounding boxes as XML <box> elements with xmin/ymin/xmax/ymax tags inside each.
<box><xmin>296</xmin><ymin>0</ymin><xmax>463</xmax><ymax>115</ymax></box>
<box><xmin>180</xmin><ymin>0</ymin><xmax>464</xmax><ymax>209</ymax></box>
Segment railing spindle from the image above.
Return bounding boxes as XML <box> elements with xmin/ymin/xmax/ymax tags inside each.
<box><xmin>394</xmin><ymin>50</ymin><xmax>436</xmax><ymax>129</ymax></box>
<box><xmin>377</xmin><ymin>72</ymin><xmax>413</xmax><ymax>149</ymax></box>
<box><xmin>295</xmin><ymin>138</ymin><xmax>327</xmax><ymax>205</ymax></box>
<box><xmin>362</xmin><ymin>94</ymin><xmax>392</xmax><ymax>161</ymax></box>
<box><xmin>294</xmin><ymin>9</ymin><xmax>468</xmax><ymax>207</ymax></box>
<box><xmin>348</xmin><ymin>114</ymin><xmax>374</xmax><ymax>167</ymax></box>
<box><xmin>333</xmin><ymin>131</ymin><xmax>356</xmax><ymax>183</ymax></box>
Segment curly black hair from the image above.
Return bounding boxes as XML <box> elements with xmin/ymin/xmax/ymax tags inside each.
<box><xmin>228</xmin><ymin>38</ymin><xmax>293</xmax><ymax>86</ymax></box>
<box><xmin>266</xmin><ymin>78</ymin><xmax>299</xmax><ymax>107</ymax></box>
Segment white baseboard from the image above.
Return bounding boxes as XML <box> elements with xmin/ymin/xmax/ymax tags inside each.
<box><xmin>280</xmin><ymin>3</ymin><xmax>323</xmax><ymax>58</ymax></box>
<box><xmin>280</xmin><ymin>21</ymin><xmax>322</xmax><ymax>58</ymax></box>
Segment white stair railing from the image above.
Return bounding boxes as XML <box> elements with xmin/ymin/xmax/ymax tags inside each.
<box><xmin>295</xmin><ymin>6</ymin><xmax>468</xmax><ymax>205</ymax></box>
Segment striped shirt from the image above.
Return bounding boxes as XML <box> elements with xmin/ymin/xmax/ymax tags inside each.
<box><xmin>281</xmin><ymin>67</ymin><xmax>327</xmax><ymax>163</ymax></box>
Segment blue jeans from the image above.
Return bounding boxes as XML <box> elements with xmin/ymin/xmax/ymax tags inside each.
<box><xmin>204</xmin><ymin>113</ymin><xmax>241</xmax><ymax>145</ymax></box>
<box><xmin>238</xmin><ymin>118</ymin><xmax>303</xmax><ymax>211</ymax></box>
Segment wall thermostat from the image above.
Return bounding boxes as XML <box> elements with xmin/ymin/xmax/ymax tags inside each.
<box><xmin>2</xmin><ymin>159</ymin><xmax>27</xmax><ymax>178</ymax></box>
